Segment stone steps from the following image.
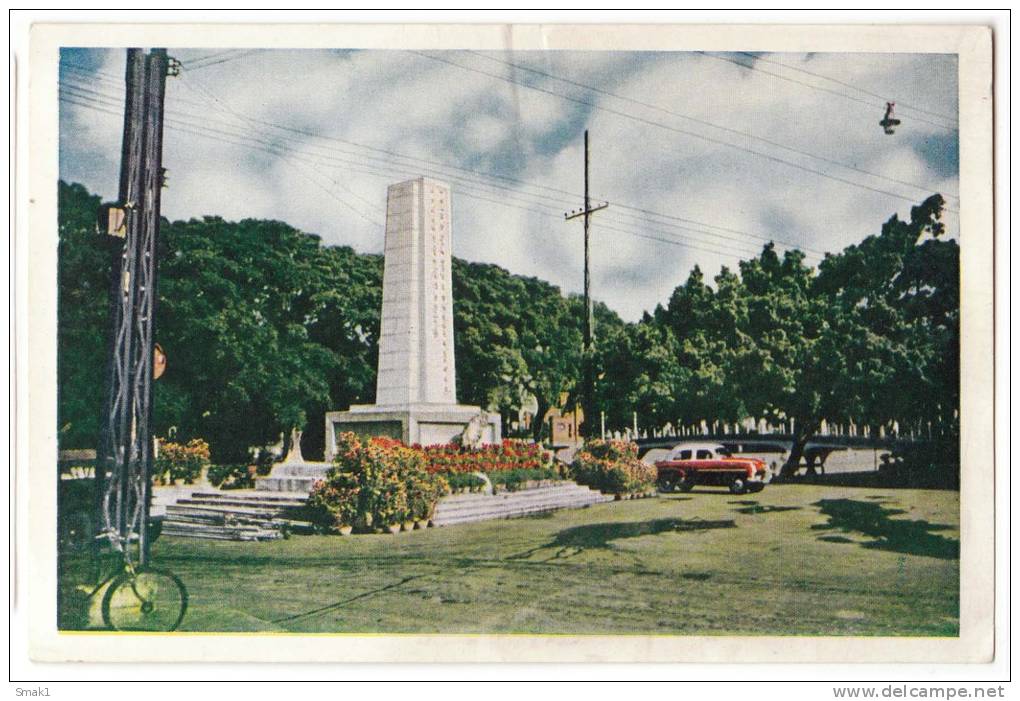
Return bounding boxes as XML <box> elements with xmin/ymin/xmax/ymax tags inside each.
<box><xmin>161</xmin><ymin>481</ymin><xmax>618</xmax><ymax>538</ymax></box>
<box><xmin>260</xmin><ymin>463</ymin><xmax>332</xmax><ymax>478</ymax></box>
<box><xmin>162</xmin><ymin>521</ymin><xmax>284</xmax><ymax>541</ymax></box>
<box><xmin>256</xmin><ymin>476</ymin><xmax>322</xmax><ymax>493</ymax></box>
<box><xmin>161</xmin><ymin>490</ymin><xmax>314</xmax><ymax>540</ymax></box>
<box><xmin>179</xmin><ymin>494</ymin><xmax>308</xmax><ymax>510</ymax></box>
<box><xmin>256</xmin><ymin>463</ymin><xmax>331</xmax><ymax>492</ymax></box>
<box><xmin>431</xmin><ymin>482</ymin><xmax>613</xmax><ymax>527</ymax></box>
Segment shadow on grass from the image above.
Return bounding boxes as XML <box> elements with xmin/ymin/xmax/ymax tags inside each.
<box><xmin>727</xmin><ymin>500</ymin><xmax>802</xmax><ymax>516</ymax></box>
<box><xmin>508</xmin><ymin>518</ymin><xmax>736</xmax><ymax>562</ymax></box>
<box><xmin>270</xmin><ymin>574</ymin><xmax>426</xmax><ymax>624</ymax></box>
<box><xmin>781</xmin><ymin>471</ymin><xmax>957</xmax><ymax>491</ymax></box>
<box><xmin>811</xmin><ymin>499</ymin><xmax>959</xmax><ymax>560</ymax></box>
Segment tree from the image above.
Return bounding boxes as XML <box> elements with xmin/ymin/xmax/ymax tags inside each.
<box><xmin>301</xmin><ymin>246</ymin><xmax>382</xmax><ymax>458</ymax></box>
<box><xmin>155</xmin><ymin>216</ymin><xmax>339</xmax><ymax>461</ymax></box>
<box><xmin>641</xmin><ymin>194</ymin><xmax>955</xmax><ymax>478</ymax></box>
<box><xmin>57</xmin><ymin>182</ymin><xmax>114</xmax><ymax>449</ymax></box>
<box><xmin>815</xmin><ymin>194</ymin><xmax>957</xmax><ymax>440</ymax></box>
<box><xmin>452</xmin><ymin>260</ymin><xmax>626</xmax><ymax>442</ymax></box>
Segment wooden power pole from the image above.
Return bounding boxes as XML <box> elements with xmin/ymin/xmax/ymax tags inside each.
<box><xmin>565</xmin><ymin>130</ymin><xmax>608</xmax><ymax>439</ymax></box>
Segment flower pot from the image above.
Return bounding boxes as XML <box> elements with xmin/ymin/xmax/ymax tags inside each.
<box><xmin>387</xmin><ymin>523</ymin><xmax>401</xmax><ymax>534</ymax></box>
<box><xmin>402</xmin><ymin>521</ymin><xmax>415</xmax><ymax>532</ymax></box>
<box><xmin>414</xmin><ymin>519</ymin><xmax>428</xmax><ymax>530</ymax></box>
<box><xmin>337</xmin><ymin>525</ymin><xmax>353</xmax><ymax>536</ymax></box>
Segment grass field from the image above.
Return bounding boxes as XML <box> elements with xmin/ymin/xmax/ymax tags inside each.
<box><xmin>59</xmin><ymin>483</ymin><xmax>959</xmax><ymax>636</ymax></box>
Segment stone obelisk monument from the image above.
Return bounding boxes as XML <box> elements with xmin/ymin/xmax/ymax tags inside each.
<box><xmin>324</xmin><ymin>177</ymin><xmax>500</xmax><ymax>458</ymax></box>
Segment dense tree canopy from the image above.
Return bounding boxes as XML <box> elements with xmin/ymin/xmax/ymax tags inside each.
<box><xmin>57</xmin><ymin>181</ymin><xmax>958</xmax><ymax>467</ymax></box>
<box><xmin>57</xmin><ymin>181</ymin><xmax>623</xmax><ymax>458</ymax></box>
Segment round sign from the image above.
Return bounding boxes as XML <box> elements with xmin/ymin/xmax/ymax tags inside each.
<box><xmin>153</xmin><ymin>343</ymin><xmax>167</xmax><ymax>380</ymax></box>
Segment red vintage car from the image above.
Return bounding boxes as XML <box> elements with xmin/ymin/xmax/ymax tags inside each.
<box><xmin>654</xmin><ymin>442</ymin><xmax>769</xmax><ymax>494</ymax></box>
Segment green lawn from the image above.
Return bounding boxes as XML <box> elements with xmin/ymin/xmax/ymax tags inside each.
<box><xmin>59</xmin><ymin>483</ymin><xmax>959</xmax><ymax>636</ymax></box>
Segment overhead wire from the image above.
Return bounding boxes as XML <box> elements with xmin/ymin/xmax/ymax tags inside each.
<box><xmin>465</xmin><ymin>49</ymin><xmax>957</xmax><ymax>201</ymax></box>
<box><xmin>66</xmin><ymin>69</ymin><xmax>956</xmax><ymax>262</ymax></box>
<box><xmin>737</xmin><ymin>52</ymin><xmax>958</xmax><ymax>123</ymax></box>
<box><xmin>60</xmin><ymin>90</ymin><xmax>792</xmax><ymax>264</ymax></box>
<box><xmin>173</xmin><ymin>69</ymin><xmax>826</xmax><ymax>254</ymax></box>
<box><xmin>701</xmin><ymin>52</ymin><xmax>958</xmax><ymax>132</ymax></box>
<box><xmin>408</xmin><ymin>50</ymin><xmax>959</xmax><ymax>214</ymax></box>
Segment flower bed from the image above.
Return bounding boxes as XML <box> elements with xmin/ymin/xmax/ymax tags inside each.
<box><xmin>306</xmin><ymin>433</ymin><xmax>448</xmax><ymax>534</ymax></box>
<box><xmin>418</xmin><ymin>440</ymin><xmax>551</xmax><ymax>475</ymax></box>
<box><xmin>570</xmin><ymin>439</ymin><xmax>657</xmax><ymax>498</ymax></box>
<box><xmin>154</xmin><ymin>438</ymin><xmax>210</xmax><ymax>485</ymax></box>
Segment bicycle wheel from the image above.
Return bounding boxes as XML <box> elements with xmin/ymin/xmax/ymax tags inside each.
<box><xmin>101</xmin><ymin>567</ymin><xmax>188</xmax><ymax>632</ymax></box>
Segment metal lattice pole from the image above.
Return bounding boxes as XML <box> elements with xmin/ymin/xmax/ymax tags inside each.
<box><xmin>97</xmin><ymin>48</ymin><xmax>169</xmax><ymax>567</ymax></box>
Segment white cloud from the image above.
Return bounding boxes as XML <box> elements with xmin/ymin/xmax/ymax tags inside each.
<box><xmin>59</xmin><ymin>48</ymin><xmax>959</xmax><ymax>321</ymax></box>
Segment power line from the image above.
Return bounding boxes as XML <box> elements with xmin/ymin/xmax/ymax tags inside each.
<box><xmin>63</xmin><ymin>77</ymin><xmax>908</xmax><ymax>263</ymax></box>
<box><xmin>184</xmin><ymin>49</ymin><xmax>246</xmax><ymax>67</ymax></box>
<box><xmin>408</xmin><ymin>51</ymin><xmax>958</xmax><ymax>213</ymax></box>
<box><xmin>185</xmin><ymin>49</ymin><xmax>262</xmax><ymax>71</ymax></box>
<box><xmin>172</xmin><ymin>70</ymin><xmax>831</xmax><ymax>252</ymax></box>
<box><xmin>702</xmin><ymin>52</ymin><xmax>958</xmax><ymax>132</ymax></box>
<box><xmin>466</xmin><ymin>50</ymin><xmax>957</xmax><ymax>201</ymax></box>
<box><xmin>60</xmin><ymin>77</ymin><xmax>829</xmax><ymax>259</ymax></box>
<box><xmin>738</xmin><ymin>52</ymin><xmax>958</xmax><ymax>123</ymax></box>
<box><xmin>60</xmin><ymin>92</ymin><xmax>792</xmax><ymax>264</ymax></box>
<box><xmin>169</xmin><ymin>70</ymin><xmax>820</xmax><ymax>252</ymax></box>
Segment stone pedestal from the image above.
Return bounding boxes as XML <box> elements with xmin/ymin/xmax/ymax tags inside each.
<box><xmin>325</xmin><ymin>404</ymin><xmax>500</xmax><ymax>460</ymax></box>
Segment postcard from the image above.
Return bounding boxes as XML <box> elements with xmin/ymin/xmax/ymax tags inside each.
<box><xmin>22</xmin><ymin>21</ymin><xmax>994</xmax><ymax>662</ymax></box>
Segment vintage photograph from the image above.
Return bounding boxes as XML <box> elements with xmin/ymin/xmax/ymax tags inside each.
<box><xmin>31</xmin><ymin>23</ymin><xmax>994</xmax><ymax>663</ymax></box>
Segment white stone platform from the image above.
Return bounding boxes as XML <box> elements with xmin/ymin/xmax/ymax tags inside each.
<box><xmin>431</xmin><ymin>482</ymin><xmax>613</xmax><ymax>527</ymax></box>
<box><xmin>325</xmin><ymin>403</ymin><xmax>499</xmax><ymax>459</ymax></box>
<box><xmin>256</xmin><ymin>461</ymin><xmax>332</xmax><ymax>492</ymax></box>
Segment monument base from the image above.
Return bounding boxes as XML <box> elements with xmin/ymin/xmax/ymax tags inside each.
<box><xmin>324</xmin><ymin>404</ymin><xmax>501</xmax><ymax>460</ymax></box>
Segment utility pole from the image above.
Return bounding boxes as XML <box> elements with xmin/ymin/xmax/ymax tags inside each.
<box><xmin>565</xmin><ymin>130</ymin><xmax>608</xmax><ymax>440</ymax></box>
<box><xmin>97</xmin><ymin>48</ymin><xmax>175</xmax><ymax>566</ymax></box>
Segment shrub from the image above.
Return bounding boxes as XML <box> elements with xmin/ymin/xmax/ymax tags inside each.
<box><xmin>207</xmin><ymin>463</ymin><xmax>256</xmax><ymax>490</ymax></box>
<box><xmin>307</xmin><ymin>433</ymin><xmax>448</xmax><ymax>532</ymax></box>
<box><xmin>489</xmin><ymin>467</ymin><xmax>560</xmax><ymax>492</ymax></box>
<box><xmin>306</xmin><ymin>471</ymin><xmax>360</xmax><ymax>531</ymax></box>
<box><xmin>443</xmin><ymin>472</ymin><xmax>488</xmax><ymax>492</ymax></box>
<box><xmin>570</xmin><ymin>439</ymin><xmax>656</xmax><ymax>496</ymax></box>
<box><xmin>154</xmin><ymin>438</ymin><xmax>211</xmax><ymax>485</ymax></box>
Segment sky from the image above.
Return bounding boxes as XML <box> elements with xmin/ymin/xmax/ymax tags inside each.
<box><xmin>58</xmin><ymin>48</ymin><xmax>960</xmax><ymax>321</ymax></box>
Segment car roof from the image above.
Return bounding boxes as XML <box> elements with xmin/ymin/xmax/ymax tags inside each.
<box><xmin>668</xmin><ymin>442</ymin><xmax>726</xmax><ymax>452</ymax></box>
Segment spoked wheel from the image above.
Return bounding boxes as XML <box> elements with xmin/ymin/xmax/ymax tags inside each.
<box><xmin>102</xmin><ymin>567</ymin><xmax>188</xmax><ymax>632</ymax></box>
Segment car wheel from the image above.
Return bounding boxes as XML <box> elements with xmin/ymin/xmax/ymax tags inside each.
<box><xmin>678</xmin><ymin>476</ymin><xmax>695</xmax><ymax>492</ymax></box>
<box><xmin>657</xmin><ymin>476</ymin><xmax>676</xmax><ymax>494</ymax></box>
<box><xmin>729</xmin><ymin>478</ymin><xmax>746</xmax><ymax>495</ymax></box>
